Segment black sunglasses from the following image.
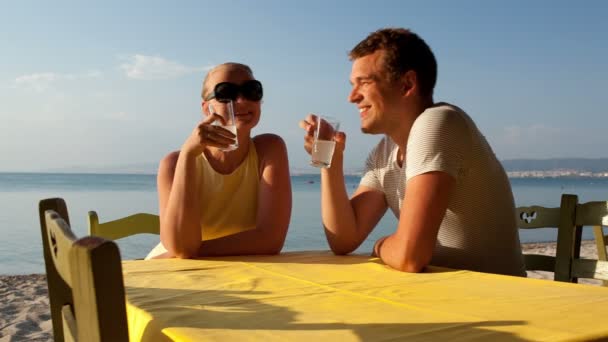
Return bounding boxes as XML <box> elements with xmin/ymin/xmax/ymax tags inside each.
<box><xmin>204</xmin><ymin>80</ymin><xmax>263</xmax><ymax>102</ymax></box>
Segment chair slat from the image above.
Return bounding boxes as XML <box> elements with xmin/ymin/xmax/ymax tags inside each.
<box><xmin>61</xmin><ymin>305</ymin><xmax>77</xmax><ymax>342</ymax></box>
<box><xmin>575</xmin><ymin>201</ymin><xmax>608</xmax><ymax>226</ymax></box>
<box><xmin>88</xmin><ymin>211</ymin><xmax>160</xmax><ymax>240</ymax></box>
<box><xmin>523</xmin><ymin>254</ymin><xmax>556</xmax><ymax>272</ymax></box>
<box><xmin>515</xmin><ymin>206</ymin><xmax>561</xmax><ymax>229</ymax></box>
<box><xmin>571</xmin><ymin>259</ymin><xmax>608</xmax><ymax>281</ymax></box>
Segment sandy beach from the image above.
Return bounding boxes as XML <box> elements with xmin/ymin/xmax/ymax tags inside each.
<box><xmin>0</xmin><ymin>241</ymin><xmax>604</xmax><ymax>341</ymax></box>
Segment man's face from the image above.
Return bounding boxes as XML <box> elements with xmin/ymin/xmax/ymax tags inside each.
<box><xmin>348</xmin><ymin>50</ymin><xmax>404</xmax><ymax>135</ymax></box>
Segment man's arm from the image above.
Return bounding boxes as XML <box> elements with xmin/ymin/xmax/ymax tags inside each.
<box><xmin>191</xmin><ymin>134</ymin><xmax>292</xmax><ymax>256</ymax></box>
<box><xmin>320</xmin><ymin>134</ymin><xmax>388</xmax><ymax>254</ymax></box>
<box><xmin>374</xmin><ymin>171</ymin><xmax>455</xmax><ymax>272</ymax></box>
<box><xmin>299</xmin><ymin>115</ymin><xmax>387</xmax><ymax>254</ymax></box>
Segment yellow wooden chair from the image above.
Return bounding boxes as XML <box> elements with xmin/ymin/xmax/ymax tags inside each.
<box><xmin>87</xmin><ymin>210</ymin><xmax>159</xmax><ymax>240</ymax></box>
<box><xmin>569</xmin><ymin>200</ymin><xmax>608</xmax><ymax>285</ymax></box>
<box><xmin>39</xmin><ymin>198</ymin><xmax>128</xmax><ymax>342</ymax></box>
<box><xmin>515</xmin><ymin>194</ymin><xmax>579</xmax><ymax>281</ymax></box>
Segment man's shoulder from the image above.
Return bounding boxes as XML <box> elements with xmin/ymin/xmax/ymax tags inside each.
<box><xmin>419</xmin><ymin>102</ymin><xmax>469</xmax><ymax>121</ymax></box>
<box><xmin>413</xmin><ymin>102</ymin><xmax>474</xmax><ymax>136</ymax></box>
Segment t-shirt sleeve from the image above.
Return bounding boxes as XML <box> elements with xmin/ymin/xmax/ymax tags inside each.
<box><xmin>405</xmin><ymin>107</ymin><xmax>470</xmax><ymax>181</ymax></box>
<box><xmin>359</xmin><ymin>141</ymin><xmax>384</xmax><ymax>192</ymax></box>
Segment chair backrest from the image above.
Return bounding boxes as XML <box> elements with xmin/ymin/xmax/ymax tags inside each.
<box><xmin>87</xmin><ymin>210</ymin><xmax>160</xmax><ymax>240</ymax></box>
<box><xmin>568</xmin><ymin>200</ymin><xmax>608</xmax><ymax>284</ymax></box>
<box><xmin>39</xmin><ymin>198</ymin><xmax>129</xmax><ymax>342</ymax></box>
<box><xmin>515</xmin><ymin>194</ymin><xmax>579</xmax><ymax>281</ymax></box>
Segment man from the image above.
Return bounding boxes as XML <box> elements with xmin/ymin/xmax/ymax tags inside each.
<box><xmin>300</xmin><ymin>28</ymin><xmax>525</xmax><ymax>276</ymax></box>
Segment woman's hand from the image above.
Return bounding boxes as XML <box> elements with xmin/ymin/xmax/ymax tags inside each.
<box><xmin>182</xmin><ymin>114</ymin><xmax>236</xmax><ymax>157</ymax></box>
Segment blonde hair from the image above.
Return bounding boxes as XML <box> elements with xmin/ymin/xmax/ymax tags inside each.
<box><xmin>201</xmin><ymin>62</ymin><xmax>254</xmax><ymax>99</ymax></box>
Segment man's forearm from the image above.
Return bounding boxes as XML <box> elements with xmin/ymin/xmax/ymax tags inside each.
<box><xmin>320</xmin><ymin>155</ymin><xmax>360</xmax><ymax>253</ymax></box>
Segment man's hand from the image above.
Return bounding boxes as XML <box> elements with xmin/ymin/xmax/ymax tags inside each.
<box><xmin>372</xmin><ymin>236</ymin><xmax>389</xmax><ymax>257</ymax></box>
<box><xmin>298</xmin><ymin>114</ymin><xmax>318</xmax><ymax>155</ymax></box>
<box><xmin>299</xmin><ymin>114</ymin><xmax>347</xmax><ymax>157</ymax></box>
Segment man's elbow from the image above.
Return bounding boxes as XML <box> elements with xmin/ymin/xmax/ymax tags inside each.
<box><xmin>328</xmin><ymin>242</ymin><xmax>356</xmax><ymax>256</ymax></box>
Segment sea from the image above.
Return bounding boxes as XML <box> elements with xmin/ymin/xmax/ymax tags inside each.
<box><xmin>1</xmin><ymin>172</ymin><xmax>608</xmax><ymax>275</ymax></box>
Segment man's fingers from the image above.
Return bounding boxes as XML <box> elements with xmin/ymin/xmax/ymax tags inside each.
<box><xmin>305</xmin><ymin>113</ymin><xmax>318</xmax><ymax>123</ymax></box>
<box><xmin>334</xmin><ymin>131</ymin><xmax>347</xmax><ymax>152</ymax></box>
<box><xmin>299</xmin><ymin>114</ymin><xmax>318</xmax><ymax>135</ymax></box>
<box><xmin>335</xmin><ymin>131</ymin><xmax>346</xmax><ymax>144</ymax></box>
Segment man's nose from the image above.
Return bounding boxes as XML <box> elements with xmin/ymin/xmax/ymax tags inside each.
<box><xmin>348</xmin><ymin>88</ymin><xmax>361</xmax><ymax>103</ymax></box>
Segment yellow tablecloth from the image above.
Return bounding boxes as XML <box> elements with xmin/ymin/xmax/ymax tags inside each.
<box><xmin>122</xmin><ymin>251</ymin><xmax>608</xmax><ymax>341</ymax></box>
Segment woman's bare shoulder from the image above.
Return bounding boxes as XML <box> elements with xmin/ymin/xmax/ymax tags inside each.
<box><xmin>252</xmin><ymin>134</ymin><xmax>288</xmax><ymax>164</ymax></box>
<box><xmin>158</xmin><ymin>151</ymin><xmax>181</xmax><ymax>175</ymax></box>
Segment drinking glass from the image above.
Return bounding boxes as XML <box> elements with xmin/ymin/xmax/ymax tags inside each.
<box><xmin>310</xmin><ymin>115</ymin><xmax>340</xmax><ymax>168</ymax></box>
<box><xmin>207</xmin><ymin>100</ymin><xmax>238</xmax><ymax>151</ymax></box>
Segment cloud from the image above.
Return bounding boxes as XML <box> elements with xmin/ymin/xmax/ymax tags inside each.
<box><xmin>13</xmin><ymin>70</ymin><xmax>102</xmax><ymax>91</ymax></box>
<box><xmin>120</xmin><ymin>54</ymin><xmax>212</xmax><ymax>80</ymax></box>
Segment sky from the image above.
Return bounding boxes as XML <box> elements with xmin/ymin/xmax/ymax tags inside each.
<box><xmin>1</xmin><ymin>0</ymin><xmax>607</xmax><ymax>173</ymax></box>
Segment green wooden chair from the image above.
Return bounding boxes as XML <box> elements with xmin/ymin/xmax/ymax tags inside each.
<box><xmin>515</xmin><ymin>194</ymin><xmax>579</xmax><ymax>281</ymax></box>
<box><xmin>39</xmin><ymin>198</ymin><xmax>128</xmax><ymax>342</ymax></box>
<box><xmin>569</xmin><ymin>200</ymin><xmax>608</xmax><ymax>285</ymax></box>
<box><xmin>87</xmin><ymin>211</ymin><xmax>160</xmax><ymax>240</ymax></box>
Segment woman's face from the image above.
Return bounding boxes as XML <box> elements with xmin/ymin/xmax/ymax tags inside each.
<box><xmin>203</xmin><ymin>66</ymin><xmax>262</xmax><ymax>134</ymax></box>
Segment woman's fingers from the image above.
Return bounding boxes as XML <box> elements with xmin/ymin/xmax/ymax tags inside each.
<box><xmin>199</xmin><ymin>125</ymin><xmax>236</xmax><ymax>147</ymax></box>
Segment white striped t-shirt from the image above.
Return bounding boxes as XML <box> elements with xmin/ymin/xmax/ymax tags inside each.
<box><xmin>360</xmin><ymin>103</ymin><xmax>526</xmax><ymax>276</ymax></box>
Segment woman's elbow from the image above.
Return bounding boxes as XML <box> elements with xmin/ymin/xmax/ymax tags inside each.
<box><xmin>393</xmin><ymin>258</ymin><xmax>428</xmax><ymax>273</ymax></box>
<box><xmin>265</xmin><ymin>235</ymin><xmax>287</xmax><ymax>255</ymax></box>
<box><xmin>173</xmin><ymin>250</ymin><xmax>198</xmax><ymax>259</ymax></box>
<box><xmin>164</xmin><ymin>242</ymin><xmax>200</xmax><ymax>259</ymax></box>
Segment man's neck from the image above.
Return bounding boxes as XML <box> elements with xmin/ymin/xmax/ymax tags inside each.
<box><xmin>388</xmin><ymin>97</ymin><xmax>435</xmax><ymax>167</ymax></box>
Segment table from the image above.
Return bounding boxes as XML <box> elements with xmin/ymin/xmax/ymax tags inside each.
<box><xmin>122</xmin><ymin>251</ymin><xmax>608</xmax><ymax>341</ymax></box>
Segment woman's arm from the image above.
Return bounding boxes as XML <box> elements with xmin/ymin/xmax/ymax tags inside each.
<box><xmin>158</xmin><ymin>151</ymin><xmax>202</xmax><ymax>258</ymax></box>
<box><xmin>159</xmin><ymin>116</ymin><xmax>236</xmax><ymax>258</ymax></box>
<box><xmin>195</xmin><ymin>134</ymin><xmax>292</xmax><ymax>256</ymax></box>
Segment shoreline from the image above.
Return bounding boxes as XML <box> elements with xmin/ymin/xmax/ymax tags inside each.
<box><xmin>0</xmin><ymin>241</ymin><xmax>604</xmax><ymax>341</ymax></box>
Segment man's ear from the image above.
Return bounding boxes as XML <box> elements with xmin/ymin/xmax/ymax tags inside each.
<box><xmin>401</xmin><ymin>70</ymin><xmax>418</xmax><ymax>96</ymax></box>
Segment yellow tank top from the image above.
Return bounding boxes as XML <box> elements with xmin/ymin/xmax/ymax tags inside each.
<box><xmin>196</xmin><ymin>142</ymin><xmax>259</xmax><ymax>240</ymax></box>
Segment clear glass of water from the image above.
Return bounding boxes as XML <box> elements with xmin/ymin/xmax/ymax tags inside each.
<box><xmin>310</xmin><ymin>115</ymin><xmax>340</xmax><ymax>168</ymax></box>
<box><xmin>207</xmin><ymin>100</ymin><xmax>238</xmax><ymax>151</ymax></box>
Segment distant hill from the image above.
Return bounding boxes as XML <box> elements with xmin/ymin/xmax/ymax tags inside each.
<box><xmin>501</xmin><ymin>158</ymin><xmax>608</xmax><ymax>172</ymax></box>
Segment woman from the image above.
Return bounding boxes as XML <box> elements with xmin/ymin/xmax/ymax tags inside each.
<box><xmin>146</xmin><ymin>62</ymin><xmax>292</xmax><ymax>259</ymax></box>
